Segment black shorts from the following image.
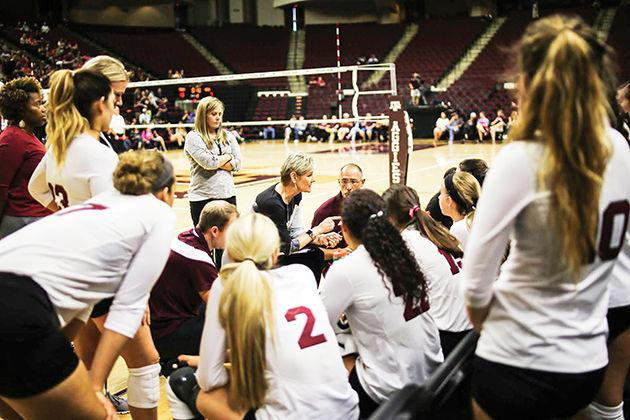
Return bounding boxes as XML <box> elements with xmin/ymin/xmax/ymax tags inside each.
<box><xmin>349</xmin><ymin>366</ymin><xmax>380</xmax><ymax>418</ymax></box>
<box><xmin>0</xmin><ymin>272</ymin><xmax>79</xmax><ymax>398</ymax></box>
<box><xmin>90</xmin><ymin>297</ymin><xmax>114</xmax><ymax>318</ymax></box>
<box><xmin>439</xmin><ymin>329</ymin><xmax>473</xmax><ymax>358</ymax></box>
<box><xmin>607</xmin><ymin>304</ymin><xmax>630</xmax><ymax>342</ymax></box>
<box><xmin>472</xmin><ymin>356</ymin><xmax>605</xmax><ymax>420</ymax></box>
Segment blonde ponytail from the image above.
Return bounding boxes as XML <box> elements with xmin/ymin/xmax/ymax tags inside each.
<box><xmin>46</xmin><ymin>70</ymin><xmax>87</xmax><ymax>166</ymax></box>
<box><xmin>512</xmin><ymin>15</ymin><xmax>613</xmax><ymax>277</ymax></box>
<box><xmin>218</xmin><ymin>213</ymin><xmax>280</xmax><ymax>410</ymax></box>
<box><xmin>445</xmin><ymin>172</ymin><xmax>480</xmax><ymax>230</ymax></box>
<box><xmin>46</xmin><ymin>69</ymin><xmax>112</xmax><ymax>166</ymax></box>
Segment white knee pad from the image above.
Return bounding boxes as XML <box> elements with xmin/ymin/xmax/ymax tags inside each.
<box><xmin>584</xmin><ymin>401</ymin><xmax>624</xmax><ymax>420</ymax></box>
<box><xmin>127</xmin><ymin>363</ymin><xmax>161</xmax><ymax>409</ymax></box>
<box><xmin>165</xmin><ymin>380</ymin><xmax>197</xmax><ymax>420</ymax></box>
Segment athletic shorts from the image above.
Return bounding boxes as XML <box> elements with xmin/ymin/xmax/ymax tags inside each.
<box><xmin>90</xmin><ymin>297</ymin><xmax>114</xmax><ymax>318</ymax></box>
<box><xmin>472</xmin><ymin>356</ymin><xmax>605</xmax><ymax>420</ymax></box>
<box><xmin>607</xmin><ymin>304</ymin><xmax>630</xmax><ymax>342</ymax></box>
<box><xmin>0</xmin><ymin>272</ymin><xmax>79</xmax><ymax>398</ymax></box>
<box><xmin>349</xmin><ymin>366</ymin><xmax>380</xmax><ymax>418</ymax></box>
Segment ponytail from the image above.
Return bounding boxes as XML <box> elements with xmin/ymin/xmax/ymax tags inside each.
<box><xmin>343</xmin><ymin>189</ymin><xmax>429</xmax><ymax>312</ymax></box>
<box><xmin>383</xmin><ymin>184</ymin><xmax>462</xmax><ymax>257</ymax></box>
<box><xmin>46</xmin><ymin>69</ymin><xmax>112</xmax><ymax>166</ymax></box>
<box><xmin>512</xmin><ymin>15</ymin><xmax>613</xmax><ymax>277</ymax></box>
<box><xmin>218</xmin><ymin>213</ymin><xmax>279</xmax><ymax>410</ymax></box>
<box><xmin>445</xmin><ymin>172</ymin><xmax>480</xmax><ymax>230</ymax></box>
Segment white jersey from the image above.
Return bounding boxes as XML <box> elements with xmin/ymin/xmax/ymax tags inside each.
<box><xmin>197</xmin><ymin>265</ymin><xmax>359</xmax><ymax>420</ymax></box>
<box><xmin>609</xmin><ymin>232</ymin><xmax>630</xmax><ymax>308</ymax></box>
<box><xmin>320</xmin><ymin>246</ymin><xmax>443</xmax><ymax>404</ymax></box>
<box><xmin>463</xmin><ymin>128</ymin><xmax>630</xmax><ymax>373</ymax></box>
<box><xmin>0</xmin><ymin>190</ymin><xmax>175</xmax><ymax>338</ymax></box>
<box><xmin>450</xmin><ymin>219</ymin><xmax>469</xmax><ymax>251</ymax></box>
<box><xmin>402</xmin><ymin>229</ymin><xmax>472</xmax><ymax>332</ymax></box>
<box><xmin>29</xmin><ymin>133</ymin><xmax>118</xmax><ymax>208</ymax></box>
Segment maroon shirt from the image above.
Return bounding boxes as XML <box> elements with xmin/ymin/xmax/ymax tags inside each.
<box><xmin>149</xmin><ymin>228</ymin><xmax>218</xmax><ymax>339</ymax></box>
<box><xmin>0</xmin><ymin>126</ymin><xmax>51</xmax><ymax>217</ymax></box>
<box><xmin>312</xmin><ymin>192</ymin><xmax>347</xmax><ymax>249</ymax></box>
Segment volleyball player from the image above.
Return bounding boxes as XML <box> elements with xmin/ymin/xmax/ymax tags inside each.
<box><xmin>383</xmin><ymin>184</ymin><xmax>472</xmax><ymax>356</ymax></box>
<box><xmin>0</xmin><ymin>150</ymin><xmax>176</xmax><ymax>420</ymax></box>
<box><xmin>320</xmin><ymin>189</ymin><xmax>443</xmax><ymax>417</ymax></box>
<box><xmin>438</xmin><ymin>171</ymin><xmax>480</xmax><ymax>250</ymax></box>
<box><xmin>462</xmin><ymin>15</ymin><xmax>630</xmax><ymax>419</ymax></box>
<box><xmin>189</xmin><ymin>213</ymin><xmax>358</xmax><ymax>419</ymax></box>
<box><xmin>29</xmin><ymin>67</ymin><xmax>161</xmax><ymax>419</ymax></box>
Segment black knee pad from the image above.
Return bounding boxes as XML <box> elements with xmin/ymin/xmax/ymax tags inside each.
<box><xmin>169</xmin><ymin>367</ymin><xmax>203</xmax><ymax>419</ymax></box>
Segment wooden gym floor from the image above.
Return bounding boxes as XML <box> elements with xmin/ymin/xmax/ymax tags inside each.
<box><xmin>107</xmin><ymin>138</ymin><xmax>503</xmax><ymax>419</ymax></box>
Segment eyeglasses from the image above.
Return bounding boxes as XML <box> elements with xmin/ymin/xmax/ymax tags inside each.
<box><xmin>339</xmin><ymin>178</ymin><xmax>362</xmax><ymax>186</ymax></box>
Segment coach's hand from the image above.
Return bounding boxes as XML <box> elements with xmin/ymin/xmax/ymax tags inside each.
<box><xmin>315</xmin><ymin>216</ymin><xmax>341</xmax><ymax>235</ymax></box>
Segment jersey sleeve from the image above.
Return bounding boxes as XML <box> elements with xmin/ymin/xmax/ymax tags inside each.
<box><xmin>462</xmin><ymin>143</ymin><xmax>539</xmax><ymax>308</ymax></box>
<box><xmin>197</xmin><ymin>278</ymin><xmax>229</xmax><ymax>391</ymax></box>
<box><xmin>104</xmin><ymin>208</ymin><xmax>176</xmax><ymax>338</ymax></box>
<box><xmin>27</xmin><ymin>153</ymin><xmax>53</xmax><ymax>206</ymax></box>
<box><xmin>319</xmin><ymin>262</ymin><xmax>355</xmax><ymax>325</ymax></box>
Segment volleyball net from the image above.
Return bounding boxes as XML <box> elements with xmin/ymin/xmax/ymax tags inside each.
<box><xmin>122</xmin><ymin>63</ymin><xmax>397</xmax><ymax>135</ymax></box>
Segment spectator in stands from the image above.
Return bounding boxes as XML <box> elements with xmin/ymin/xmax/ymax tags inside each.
<box><xmin>253</xmin><ymin>152</ymin><xmax>341</xmax><ymax>281</ymax></box>
<box><xmin>357</xmin><ymin>55</ymin><xmax>367</xmax><ymax>65</ymax></box>
<box><xmin>327</xmin><ymin>115</ymin><xmax>340</xmax><ymax>143</ymax></box>
<box><xmin>284</xmin><ymin>115</ymin><xmax>297</xmax><ymax>143</ymax></box>
<box><xmin>349</xmin><ymin>118</ymin><xmax>366</xmax><ymax>143</ymax></box>
<box><xmin>312</xmin><ymin>163</ymin><xmax>365</xmax><ymax>263</ymax></box>
<box><xmin>464</xmin><ymin>16</ymin><xmax>629</xmax><ymax>420</ymax></box>
<box><xmin>320</xmin><ymin>189</ymin><xmax>443</xmax><ymax>417</ymax></box>
<box><xmin>294</xmin><ymin>115</ymin><xmax>308</xmax><ymax>141</ymax></box>
<box><xmin>476</xmin><ymin>111</ymin><xmax>490</xmax><ymax>142</ymax></box>
<box><xmin>139</xmin><ymin>108</ymin><xmax>151</xmax><ymax>124</ymax></box>
<box><xmin>0</xmin><ymin>77</ymin><xmax>50</xmax><ymax>238</ymax></box>
<box><xmin>184</xmin><ymin>96</ymin><xmax>241</xmax><ymax>228</ymax></box>
<box><xmin>167</xmin><ymin>126</ymin><xmax>187</xmax><ymax>148</ymax></box>
<box><xmin>108</xmin><ymin>106</ymin><xmax>127</xmax><ymax>153</ymax></box>
<box><xmin>446</xmin><ymin>112</ymin><xmax>464</xmax><ymax>144</ymax></box>
<box><xmin>262</xmin><ymin>116</ymin><xmax>276</xmax><ymax>140</ymax></box>
<box><xmin>337</xmin><ymin>112</ymin><xmax>352</xmax><ymax>141</ymax></box>
<box><xmin>364</xmin><ymin>113</ymin><xmax>375</xmax><ymax>141</ymax></box>
<box><xmin>149</xmin><ymin>201</ymin><xmax>238</xmax><ymax>369</ymax></box>
<box><xmin>409</xmin><ymin>73</ymin><xmax>423</xmax><ymax>107</ymax></box>
<box><xmin>308</xmin><ymin>76</ymin><xmax>326</xmax><ymax>87</ymax></box>
<box><xmin>374</xmin><ymin>113</ymin><xmax>389</xmax><ymax>142</ymax></box>
<box><xmin>489</xmin><ymin>109</ymin><xmax>506</xmax><ymax>142</ymax></box>
<box><xmin>433</xmin><ymin>111</ymin><xmax>450</xmax><ymax>146</ymax></box>
<box><xmin>141</xmin><ymin>127</ymin><xmax>166</xmax><ymax>151</ymax></box>
<box><xmin>506</xmin><ymin>110</ymin><xmax>519</xmax><ymax>138</ymax></box>
<box><xmin>461</xmin><ymin>112</ymin><xmax>477</xmax><ymax>142</ymax></box>
<box><xmin>439</xmin><ymin>171</ymin><xmax>480</xmax><ymax>250</ymax></box>
<box><xmin>367</xmin><ymin>54</ymin><xmax>379</xmax><ymax>64</ymax></box>
<box><xmin>311</xmin><ymin>114</ymin><xmax>330</xmax><ymax>142</ymax></box>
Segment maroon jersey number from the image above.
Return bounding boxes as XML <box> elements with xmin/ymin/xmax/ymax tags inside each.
<box><xmin>285</xmin><ymin>306</ymin><xmax>327</xmax><ymax>349</ymax></box>
<box><xmin>438</xmin><ymin>249</ymin><xmax>462</xmax><ymax>275</ymax></box>
<box><xmin>48</xmin><ymin>183</ymin><xmax>69</xmax><ymax>208</ymax></box>
<box><xmin>598</xmin><ymin>200</ymin><xmax>629</xmax><ymax>261</ymax></box>
<box><xmin>393</xmin><ymin>288</ymin><xmax>430</xmax><ymax>322</ymax></box>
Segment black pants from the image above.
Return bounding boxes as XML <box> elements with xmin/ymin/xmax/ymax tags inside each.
<box><xmin>278</xmin><ymin>246</ymin><xmax>325</xmax><ymax>284</ymax></box>
<box><xmin>153</xmin><ymin>312</ymin><xmax>205</xmax><ymax>363</ymax></box>
<box><xmin>472</xmin><ymin>356</ymin><xmax>606</xmax><ymax>420</ymax></box>
<box><xmin>349</xmin><ymin>366</ymin><xmax>380</xmax><ymax>418</ymax></box>
<box><xmin>189</xmin><ymin>196</ymin><xmax>236</xmax><ymax>270</ymax></box>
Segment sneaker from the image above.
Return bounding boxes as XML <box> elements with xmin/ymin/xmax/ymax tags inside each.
<box><xmin>107</xmin><ymin>391</ymin><xmax>130</xmax><ymax>415</ymax></box>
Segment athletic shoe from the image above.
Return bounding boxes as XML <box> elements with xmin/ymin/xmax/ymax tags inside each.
<box><xmin>107</xmin><ymin>391</ymin><xmax>130</xmax><ymax>415</ymax></box>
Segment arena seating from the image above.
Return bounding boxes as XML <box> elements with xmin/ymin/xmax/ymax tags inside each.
<box><xmin>79</xmin><ymin>25</ymin><xmax>218</xmax><ymax>78</ymax></box>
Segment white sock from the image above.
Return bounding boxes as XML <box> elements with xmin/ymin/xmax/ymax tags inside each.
<box><xmin>584</xmin><ymin>401</ymin><xmax>624</xmax><ymax>420</ymax></box>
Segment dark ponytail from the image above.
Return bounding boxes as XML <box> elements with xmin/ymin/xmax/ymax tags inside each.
<box><xmin>382</xmin><ymin>185</ymin><xmax>463</xmax><ymax>258</ymax></box>
<box><xmin>342</xmin><ymin>189</ymin><xmax>429</xmax><ymax>312</ymax></box>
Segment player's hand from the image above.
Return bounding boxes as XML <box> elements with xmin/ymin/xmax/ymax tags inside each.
<box><xmin>316</xmin><ymin>216</ymin><xmax>341</xmax><ymax>235</ymax></box>
<box><xmin>324</xmin><ymin>232</ymin><xmax>343</xmax><ymax>248</ymax></box>
<box><xmin>95</xmin><ymin>391</ymin><xmax>117</xmax><ymax>420</ymax></box>
<box><xmin>141</xmin><ymin>307</ymin><xmax>151</xmax><ymax>326</ymax></box>
<box><xmin>177</xmin><ymin>354</ymin><xmax>200</xmax><ymax>368</ymax></box>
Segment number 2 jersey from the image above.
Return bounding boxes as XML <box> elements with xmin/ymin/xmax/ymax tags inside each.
<box><xmin>463</xmin><ymin>127</ymin><xmax>630</xmax><ymax>373</ymax></box>
<box><xmin>197</xmin><ymin>264</ymin><xmax>359</xmax><ymax>420</ymax></box>
<box><xmin>28</xmin><ymin>133</ymin><xmax>118</xmax><ymax>208</ymax></box>
<box><xmin>320</xmin><ymin>245</ymin><xmax>443</xmax><ymax>404</ymax></box>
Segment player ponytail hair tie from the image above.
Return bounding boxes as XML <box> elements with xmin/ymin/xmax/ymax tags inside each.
<box><xmin>369</xmin><ymin>210</ymin><xmax>384</xmax><ymax>220</ymax></box>
<box><xmin>408</xmin><ymin>205</ymin><xmax>421</xmax><ymax>219</ymax></box>
<box><xmin>242</xmin><ymin>258</ymin><xmax>265</xmax><ymax>269</ymax></box>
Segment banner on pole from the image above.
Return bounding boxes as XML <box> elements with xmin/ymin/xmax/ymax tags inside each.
<box><xmin>387</xmin><ymin>96</ymin><xmax>412</xmax><ymax>186</ymax></box>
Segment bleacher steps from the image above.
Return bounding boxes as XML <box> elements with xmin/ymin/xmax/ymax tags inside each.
<box><xmin>594</xmin><ymin>7</ymin><xmax>617</xmax><ymax>42</ymax></box>
<box><xmin>435</xmin><ymin>17</ymin><xmax>507</xmax><ymax>90</ymax></box>
<box><xmin>362</xmin><ymin>23</ymin><xmax>419</xmax><ymax>88</ymax></box>
<box><xmin>180</xmin><ymin>32</ymin><xmax>232</xmax><ymax>76</ymax></box>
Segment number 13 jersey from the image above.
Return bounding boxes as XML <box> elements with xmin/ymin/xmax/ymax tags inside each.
<box><xmin>463</xmin><ymin>127</ymin><xmax>630</xmax><ymax>373</ymax></box>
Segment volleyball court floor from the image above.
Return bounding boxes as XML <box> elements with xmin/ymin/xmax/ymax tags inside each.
<box><xmin>108</xmin><ymin>138</ymin><xmax>503</xmax><ymax>419</ymax></box>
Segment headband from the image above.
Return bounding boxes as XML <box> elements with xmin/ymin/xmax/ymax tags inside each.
<box><xmin>444</xmin><ymin>173</ymin><xmax>469</xmax><ymax>214</ymax></box>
